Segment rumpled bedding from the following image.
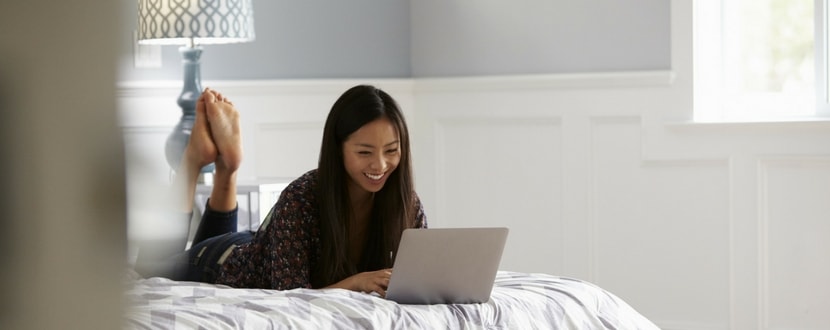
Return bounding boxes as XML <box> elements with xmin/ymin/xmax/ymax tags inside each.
<box><xmin>124</xmin><ymin>271</ymin><xmax>659</xmax><ymax>329</ymax></box>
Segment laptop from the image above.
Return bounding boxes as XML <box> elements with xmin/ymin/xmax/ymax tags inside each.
<box><xmin>385</xmin><ymin>227</ymin><xmax>509</xmax><ymax>304</ymax></box>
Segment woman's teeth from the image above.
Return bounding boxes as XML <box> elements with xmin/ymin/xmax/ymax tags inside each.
<box><xmin>365</xmin><ymin>172</ymin><xmax>383</xmax><ymax>180</ymax></box>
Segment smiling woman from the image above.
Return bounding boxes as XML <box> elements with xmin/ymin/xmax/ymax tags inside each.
<box><xmin>312</xmin><ymin>84</ymin><xmax>424</xmax><ymax>292</ymax></box>
<box><xmin>133</xmin><ymin>85</ymin><xmax>428</xmax><ymax>297</ymax></box>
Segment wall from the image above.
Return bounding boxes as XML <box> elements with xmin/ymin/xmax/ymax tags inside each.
<box><xmin>118</xmin><ymin>1</ymin><xmax>830</xmax><ymax>330</ymax></box>
<box><xmin>411</xmin><ymin>76</ymin><xmax>830</xmax><ymax>330</ymax></box>
<box><xmin>410</xmin><ymin>0</ymin><xmax>670</xmax><ymax>76</ymax></box>
<box><xmin>118</xmin><ymin>0</ymin><xmax>670</xmax><ymax>80</ymax></box>
<box><xmin>119</xmin><ymin>0</ymin><xmax>412</xmax><ymax>80</ymax></box>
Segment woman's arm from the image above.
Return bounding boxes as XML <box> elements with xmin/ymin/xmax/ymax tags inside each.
<box><xmin>322</xmin><ymin>193</ymin><xmax>428</xmax><ymax>297</ymax></box>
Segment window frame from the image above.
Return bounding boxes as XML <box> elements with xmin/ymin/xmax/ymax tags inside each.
<box><xmin>817</xmin><ymin>0</ymin><xmax>830</xmax><ymax>116</ymax></box>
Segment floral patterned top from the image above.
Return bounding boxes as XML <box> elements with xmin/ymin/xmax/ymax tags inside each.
<box><xmin>215</xmin><ymin>169</ymin><xmax>427</xmax><ymax>290</ymax></box>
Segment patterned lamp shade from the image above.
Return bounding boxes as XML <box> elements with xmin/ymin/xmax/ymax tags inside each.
<box><xmin>138</xmin><ymin>0</ymin><xmax>255</xmax><ymax>45</ymax></box>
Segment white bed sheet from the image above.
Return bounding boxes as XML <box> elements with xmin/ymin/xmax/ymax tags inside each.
<box><xmin>124</xmin><ymin>271</ymin><xmax>659</xmax><ymax>329</ymax></box>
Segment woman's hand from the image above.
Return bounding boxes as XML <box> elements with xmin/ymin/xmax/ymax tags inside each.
<box><xmin>327</xmin><ymin>269</ymin><xmax>393</xmax><ymax>297</ymax></box>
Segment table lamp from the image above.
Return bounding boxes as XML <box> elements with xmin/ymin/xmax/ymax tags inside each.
<box><xmin>137</xmin><ymin>0</ymin><xmax>255</xmax><ymax>173</ymax></box>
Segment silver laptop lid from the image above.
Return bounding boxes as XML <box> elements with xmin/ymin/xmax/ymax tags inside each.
<box><xmin>385</xmin><ymin>227</ymin><xmax>509</xmax><ymax>304</ymax></box>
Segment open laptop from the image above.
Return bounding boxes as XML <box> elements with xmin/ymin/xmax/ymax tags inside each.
<box><xmin>385</xmin><ymin>227</ymin><xmax>509</xmax><ymax>304</ymax></box>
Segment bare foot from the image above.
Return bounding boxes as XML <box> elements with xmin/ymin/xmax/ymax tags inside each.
<box><xmin>203</xmin><ymin>88</ymin><xmax>243</xmax><ymax>172</ymax></box>
<box><xmin>182</xmin><ymin>91</ymin><xmax>218</xmax><ymax>172</ymax></box>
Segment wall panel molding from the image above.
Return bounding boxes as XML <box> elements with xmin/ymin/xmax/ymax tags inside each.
<box><xmin>117</xmin><ymin>70</ymin><xmax>673</xmax><ymax>101</ymax></box>
<box><xmin>590</xmin><ymin>116</ymin><xmax>732</xmax><ymax>328</ymax></box>
<box><xmin>254</xmin><ymin>122</ymin><xmax>325</xmax><ymax>180</ymax></box>
<box><xmin>757</xmin><ymin>156</ymin><xmax>830</xmax><ymax>330</ymax></box>
<box><xmin>415</xmin><ymin>70</ymin><xmax>675</xmax><ymax>93</ymax></box>
<box><xmin>117</xmin><ymin>79</ymin><xmax>415</xmax><ymax>98</ymax></box>
<box><xmin>432</xmin><ymin>116</ymin><xmax>563</xmax><ymax>223</ymax></box>
<box><xmin>432</xmin><ymin>116</ymin><xmax>564</xmax><ymax>274</ymax></box>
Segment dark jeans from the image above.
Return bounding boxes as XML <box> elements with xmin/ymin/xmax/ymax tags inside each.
<box><xmin>181</xmin><ymin>230</ymin><xmax>253</xmax><ymax>283</ymax></box>
<box><xmin>134</xmin><ymin>201</ymin><xmax>252</xmax><ymax>283</ymax></box>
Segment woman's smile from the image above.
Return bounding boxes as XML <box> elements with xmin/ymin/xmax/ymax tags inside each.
<box><xmin>364</xmin><ymin>172</ymin><xmax>385</xmax><ymax>181</ymax></box>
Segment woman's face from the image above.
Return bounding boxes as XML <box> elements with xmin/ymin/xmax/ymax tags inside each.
<box><xmin>342</xmin><ymin>117</ymin><xmax>401</xmax><ymax>195</ymax></box>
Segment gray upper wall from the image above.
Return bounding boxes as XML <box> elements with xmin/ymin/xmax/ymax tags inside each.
<box><xmin>119</xmin><ymin>0</ymin><xmax>412</xmax><ymax>80</ymax></box>
<box><xmin>411</xmin><ymin>0</ymin><xmax>670</xmax><ymax>77</ymax></box>
<box><xmin>118</xmin><ymin>0</ymin><xmax>669</xmax><ymax>81</ymax></box>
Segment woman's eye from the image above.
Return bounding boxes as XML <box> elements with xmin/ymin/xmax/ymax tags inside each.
<box><xmin>386</xmin><ymin>148</ymin><xmax>398</xmax><ymax>154</ymax></box>
<box><xmin>358</xmin><ymin>151</ymin><xmax>371</xmax><ymax>155</ymax></box>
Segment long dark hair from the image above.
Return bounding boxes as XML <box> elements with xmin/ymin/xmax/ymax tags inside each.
<box><xmin>313</xmin><ymin>85</ymin><xmax>416</xmax><ymax>288</ymax></box>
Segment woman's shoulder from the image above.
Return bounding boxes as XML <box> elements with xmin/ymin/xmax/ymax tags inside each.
<box><xmin>288</xmin><ymin>169</ymin><xmax>318</xmax><ymax>191</ymax></box>
<box><xmin>278</xmin><ymin>169</ymin><xmax>319</xmax><ymax>206</ymax></box>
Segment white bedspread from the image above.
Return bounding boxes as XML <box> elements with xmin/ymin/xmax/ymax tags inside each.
<box><xmin>124</xmin><ymin>271</ymin><xmax>659</xmax><ymax>329</ymax></box>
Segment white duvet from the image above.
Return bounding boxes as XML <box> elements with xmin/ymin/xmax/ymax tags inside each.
<box><xmin>124</xmin><ymin>271</ymin><xmax>659</xmax><ymax>329</ymax></box>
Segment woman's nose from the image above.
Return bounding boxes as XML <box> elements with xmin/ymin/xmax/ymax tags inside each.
<box><xmin>371</xmin><ymin>154</ymin><xmax>386</xmax><ymax>170</ymax></box>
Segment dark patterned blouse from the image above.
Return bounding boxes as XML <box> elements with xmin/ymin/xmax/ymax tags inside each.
<box><xmin>215</xmin><ymin>169</ymin><xmax>427</xmax><ymax>290</ymax></box>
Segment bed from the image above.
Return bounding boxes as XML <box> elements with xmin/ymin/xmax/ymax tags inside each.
<box><xmin>124</xmin><ymin>270</ymin><xmax>659</xmax><ymax>329</ymax></box>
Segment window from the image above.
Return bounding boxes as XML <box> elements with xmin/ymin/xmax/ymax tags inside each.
<box><xmin>694</xmin><ymin>0</ymin><xmax>830</xmax><ymax>122</ymax></box>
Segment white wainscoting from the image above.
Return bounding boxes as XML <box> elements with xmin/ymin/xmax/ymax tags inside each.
<box><xmin>118</xmin><ymin>73</ymin><xmax>830</xmax><ymax>330</ymax></box>
<box><xmin>758</xmin><ymin>157</ymin><xmax>830</xmax><ymax>330</ymax></box>
<box><xmin>432</xmin><ymin>116</ymin><xmax>565</xmax><ymax>275</ymax></box>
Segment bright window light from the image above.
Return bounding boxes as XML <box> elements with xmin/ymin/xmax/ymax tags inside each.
<box><xmin>694</xmin><ymin>0</ymin><xmax>827</xmax><ymax>122</ymax></box>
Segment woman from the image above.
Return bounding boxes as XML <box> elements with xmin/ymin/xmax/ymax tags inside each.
<box><xmin>138</xmin><ymin>85</ymin><xmax>427</xmax><ymax>297</ymax></box>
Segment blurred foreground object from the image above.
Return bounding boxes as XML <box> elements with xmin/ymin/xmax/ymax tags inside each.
<box><xmin>0</xmin><ymin>1</ymin><xmax>127</xmax><ymax>329</ymax></box>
